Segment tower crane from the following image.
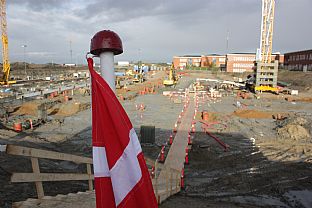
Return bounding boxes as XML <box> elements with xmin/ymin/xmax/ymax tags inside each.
<box><xmin>254</xmin><ymin>0</ymin><xmax>278</xmax><ymax>93</ymax></box>
<box><xmin>257</xmin><ymin>0</ymin><xmax>275</xmax><ymax>64</ymax></box>
<box><xmin>0</xmin><ymin>0</ymin><xmax>15</xmax><ymax>85</ymax></box>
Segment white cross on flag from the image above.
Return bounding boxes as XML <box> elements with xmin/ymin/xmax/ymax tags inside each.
<box><xmin>87</xmin><ymin>58</ymin><xmax>158</xmax><ymax>208</ymax></box>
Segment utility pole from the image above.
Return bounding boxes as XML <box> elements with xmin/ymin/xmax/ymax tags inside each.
<box><xmin>21</xmin><ymin>44</ymin><xmax>27</xmax><ymax>78</ymax></box>
<box><xmin>69</xmin><ymin>40</ymin><xmax>73</xmax><ymax>71</ymax></box>
<box><xmin>226</xmin><ymin>29</ymin><xmax>229</xmax><ymax>53</ymax></box>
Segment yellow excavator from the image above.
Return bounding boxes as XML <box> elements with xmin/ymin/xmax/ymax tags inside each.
<box><xmin>163</xmin><ymin>64</ymin><xmax>177</xmax><ymax>87</ymax></box>
<box><xmin>0</xmin><ymin>0</ymin><xmax>15</xmax><ymax>85</ymax></box>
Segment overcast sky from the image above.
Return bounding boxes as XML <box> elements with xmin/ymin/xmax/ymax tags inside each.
<box><xmin>5</xmin><ymin>0</ymin><xmax>312</xmax><ymax>64</ymax></box>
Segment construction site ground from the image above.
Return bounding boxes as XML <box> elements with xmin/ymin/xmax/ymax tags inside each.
<box><xmin>0</xmin><ymin>70</ymin><xmax>311</xmax><ymax>207</ymax></box>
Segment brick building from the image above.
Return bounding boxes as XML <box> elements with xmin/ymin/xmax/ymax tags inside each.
<box><xmin>173</xmin><ymin>55</ymin><xmax>202</xmax><ymax>69</ymax></box>
<box><xmin>201</xmin><ymin>54</ymin><xmax>226</xmax><ymax>68</ymax></box>
<box><xmin>172</xmin><ymin>53</ymin><xmax>284</xmax><ymax>72</ymax></box>
<box><xmin>284</xmin><ymin>49</ymin><xmax>312</xmax><ymax>71</ymax></box>
<box><xmin>173</xmin><ymin>55</ymin><xmax>226</xmax><ymax>69</ymax></box>
<box><xmin>226</xmin><ymin>53</ymin><xmax>284</xmax><ymax>73</ymax></box>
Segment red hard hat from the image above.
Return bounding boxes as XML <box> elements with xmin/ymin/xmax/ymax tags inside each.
<box><xmin>90</xmin><ymin>30</ymin><xmax>123</xmax><ymax>56</ymax></box>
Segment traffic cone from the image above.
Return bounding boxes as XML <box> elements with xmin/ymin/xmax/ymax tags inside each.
<box><xmin>177</xmin><ymin>115</ymin><xmax>181</xmax><ymax>124</ymax></box>
<box><xmin>150</xmin><ymin>166</ymin><xmax>155</xmax><ymax>179</ymax></box>
<box><xmin>169</xmin><ymin>134</ymin><xmax>173</xmax><ymax>145</ymax></box>
<box><xmin>173</xmin><ymin>123</ymin><xmax>178</xmax><ymax>133</ymax></box>
<box><xmin>188</xmin><ymin>134</ymin><xmax>192</xmax><ymax>145</ymax></box>
<box><xmin>185</xmin><ymin>152</ymin><xmax>189</xmax><ymax>165</ymax></box>
<box><xmin>29</xmin><ymin>119</ymin><xmax>33</xmax><ymax>130</ymax></box>
<box><xmin>181</xmin><ymin>168</ymin><xmax>185</xmax><ymax>189</ymax></box>
<box><xmin>159</xmin><ymin>145</ymin><xmax>165</xmax><ymax>163</ymax></box>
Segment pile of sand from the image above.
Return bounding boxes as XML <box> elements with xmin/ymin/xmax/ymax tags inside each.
<box><xmin>277</xmin><ymin>117</ymin><xmax>311</xmax><ymax>141</ymax></box>
<box><xmin>233</xmin><ymin>109</ymin><xmax>274</xmax><ymax>119</ymax></box>
<box><xmin>13</xmin><ymin>100</ymin><xmax>42</xmax><ymax>116</ymax></box>
<box><xmin>56</xmin><ymin>102</ymin><xmax>90</xmax><ymax>116</ymax></box>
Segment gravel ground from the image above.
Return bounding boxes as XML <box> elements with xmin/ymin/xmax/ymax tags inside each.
<box><xmin>161</xmin><ymin>89</ymin><xmax>312</xmax><ymax>208</ymax></box>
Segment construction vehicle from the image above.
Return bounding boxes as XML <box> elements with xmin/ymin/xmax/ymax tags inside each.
<box><xmin>132</xmin><ymin>64</ymin><xmax>146</xmax><ymax>83</ymax></box>
<box><xmin>163</xmin><ymin>65</ymin><xmax>177</xmax><ymax>87</ymax></box>
<box><xmin>247</xmin><ymin>0</ymin><xmax>278</xmax><ymax>93</ymax></box>
<box><xmin>0</xmin><ymin>0</ymin><xmax>15</xmax><ymax>85</ymax></box>
<box><xmin>125</xmin><ymin>69</ymin><xmax>135</xmax><ymax>76</ymax></box>
<box><xmin>132</xmin><ymin>73</ymin><xmax>144</xmax><ymax>83</ymax></box>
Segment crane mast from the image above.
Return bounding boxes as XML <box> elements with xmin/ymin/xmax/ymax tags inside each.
<box><xmin>0</xmin><ymin>0</ymin><xmax>14</xmax><ymax>85</ymax></box>
<box><xmin>258</xmin><ymin>0</ymin><xmax>275</xmax><ymax>64</ymax></box>
<box><xmin>254</xmin><ymin>0</ymin><xmax>278</xmax><ymax>93</ymax></box>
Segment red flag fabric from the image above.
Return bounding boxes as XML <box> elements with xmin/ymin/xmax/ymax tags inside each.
<box><xmin>87</xmin><ymin>58</ymin><xmax>158</xmax><ymax>208</ymax></box>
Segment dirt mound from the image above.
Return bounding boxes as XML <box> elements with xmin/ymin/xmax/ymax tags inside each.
<box><xmin>233</xmin><ymin>109</ymin><xmax>274</xmax><ymax>119</ymax></box>
<box><xmin>56</xmin><ymin>102</ymin><xmax>90</xmax><ymax>116</ymax></box>
<box><xmin>13</xmin><ymin>100</ymin><xmax>42</xmax><ymax>116</ymax></box>
<box><xmin>296</xmin><ymin>97</ymin><xmax>312</xmax><ymax>102</ymax></box>
<box><xmin>286</xmin><ymin>97</ymin><xmax>312</xmax><ymax>103</ymax></box>
<box><xmin>277</xmin><ymin>117</ymin><xmax>311</xmax><ymax>141</ymax></box>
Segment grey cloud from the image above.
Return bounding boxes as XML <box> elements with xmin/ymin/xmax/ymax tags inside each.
<box><xmin>4</xmin><ymin>0</ymin><xmax>312</xmax><ymax>64</ymax></box>
<box><xmin>9</xmin><ymin>0</ymin><xmax>69</xmax><ymax>11</ymax></box>
<box><xmin>78</xmin><ymin>0</ymin><xmax>259</xmax><ymax>25</ymax></box>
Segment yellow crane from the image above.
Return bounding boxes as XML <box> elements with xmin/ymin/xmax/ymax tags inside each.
<box><xmin>0</xmin><ymin>0</ymin><xmax>15</xmax><ymax>85</ymax></box>
<box><xmin>254</xmin><ymin>0</ymin><xmax>278</xmax><ymax>93</ymax></box>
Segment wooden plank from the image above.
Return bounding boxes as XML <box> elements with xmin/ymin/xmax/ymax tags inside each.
<box><xmin>31</xmin><ymin>157</ymin><xmax>44</xmax><ymax>199</ymax></box>
<box><xmin>11</xmin><ymin>173</ymin><xmax>94</xmax><ymax>182</ymax></box>
<box><xmin>154</xmin><ymin>162</ymin><xmax>158</xmax><ymax>196</ymax></box>
<box><xmin>175</xmin><ymin>173</ymin><xmax>179</xmax><ymax>192</ymax></box>
<box><xmin>86</xmin><ymin>164</ymin><xmax>93</xmax><ymax>191</ymax></box>
<box><xmin>166</xmin><ymin>170</ymin><xmax>169</xmax><ymax>197</ymax></box>
<box><xmin>6</xmin><ymin>145</ymin><xmax>92</xmax><ymax>164</ymax></box>
<box><xmin>170</xmin><ymin>172</ymin><xmax>173</xmax><ymax>195</ymax></box>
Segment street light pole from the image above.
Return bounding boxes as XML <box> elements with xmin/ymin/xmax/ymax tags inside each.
<box><xmin>21</xmin><ymin>44</ymin><xmax>27</xmax><ymax>78</ymax></box>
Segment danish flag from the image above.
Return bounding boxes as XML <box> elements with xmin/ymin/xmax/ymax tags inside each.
<box><xmin>87</xmin><ymin>58</ymin><xmax>158</xmax><ymax>208</ymax></box>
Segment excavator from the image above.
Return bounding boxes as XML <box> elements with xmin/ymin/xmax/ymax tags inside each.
<box><xmin>0</xmin><ymin>0</ymin><xmax>15</xmax><ymax>85</ymax></box>
<box><xmin>163</xmin><ymin>64</ymin><xmax>177</xmax><ymax>87</ymax></box>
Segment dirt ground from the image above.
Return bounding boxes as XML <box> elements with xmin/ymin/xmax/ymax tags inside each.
<box><xmin>161</xmin><ymin>80</ymin><xmax>312</xmax><ymax>207</ymax></box>
<box><xmin>0</xmin><ymin>70</ymin><xmax>312</xmax><ymax>207</ymax></box>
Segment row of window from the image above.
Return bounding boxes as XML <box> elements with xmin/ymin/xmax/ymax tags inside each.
<box><xmin>232</xmin><ymin>68</ymin><xmax>247</xmax><ymax>73</ymax></box>
<box><xmin>285</xmin><ymin>64</ymin><xmax>312</xmax><ymax>71</ymax></box>
<box><xmin>233</xmin><ymin>63</ymin><xmax>254</xmax><ymax>68</ymax></box>
<box><xmin>287</xmin><ymin>53</ymin><xmax>312</xmax><ymax>62</ymax></box>
<box><xmin>233</xmin><ymin>56</ymin><xmax>255</xmax><ymax>62</ymax></box>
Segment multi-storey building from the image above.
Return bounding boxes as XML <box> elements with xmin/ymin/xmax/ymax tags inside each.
<box><xmin>284</xmin><ymin>49</ymin><xmax>312</xmax><ymax>71</ymax></box>
<box><xmin>173</xmin><ymin>55</ymin><xmax>202</xmax><ymax>69</ymax></box>
<box><xmin>226</xmin><ymin>53</ymin><xmax>284</xmax><ymax>73</ymax></box>
<box><xmin>201</xmin><ymin>54</ymin><xmax>226</xmax><ymax>68</ymax></box>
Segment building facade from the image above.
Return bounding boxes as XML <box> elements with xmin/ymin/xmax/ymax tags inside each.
<box><xmin>226</xmin><ymin>53</ymin><xmax>284</xmax><ymax>73</ymax></box>
<box><xmin>284</xmin><ymin>49</ymin><xmax>312</xmax><ymax>71</ymax></box>
<box><xmin>201</xmin><ymin>54</ymin><xmax>226</xmax><ymax>68</ymax></box>
<box><xmin>173</xmin><ymin>55</ymin><xmax>202</xmax><ymax>69</ymax></box>
<box><xmin>173</xmin><ymin>55</ymin><xmax>226</xmax><ymax>69</ymax></box>
<box><xmin>173</xmin><ymin>53</ymin><xmax>284</xmax><ymax>72</ymax></box>
<box><xmin>226</xmin><ymin>53</ymin><xmax>256</xmax><ymax>73</ymax></box>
